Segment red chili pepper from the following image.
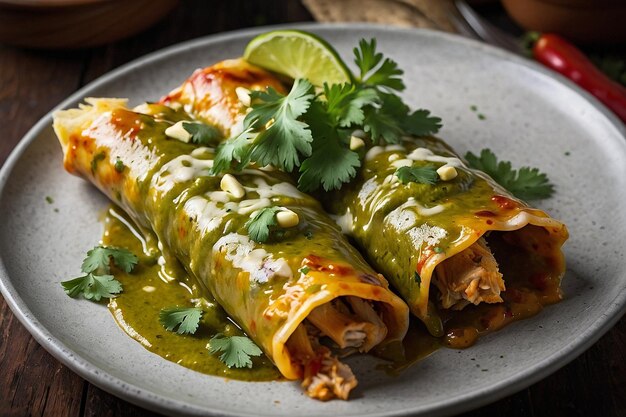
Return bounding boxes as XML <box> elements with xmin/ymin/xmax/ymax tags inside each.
<box><xmin>532</xmin><ymin>34</ymin><xmax>626</xmax><ymax>123</ymax></box>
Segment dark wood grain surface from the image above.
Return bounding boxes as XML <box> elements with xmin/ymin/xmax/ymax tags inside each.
<box><xmin>0</xmin><ymin>1</ymin><xmax>624</xmax><ymax>416</ymax></box>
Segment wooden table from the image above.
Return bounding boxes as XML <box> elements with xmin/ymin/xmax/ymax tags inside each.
<box><xmin>0</xmin><ymin>1</ymin><xmax>624</xmax><ymax>416</ymax></box>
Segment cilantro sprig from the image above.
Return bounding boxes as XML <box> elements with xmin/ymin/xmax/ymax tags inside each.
<box><xmin>159</xmin><ymin>306</ymin><xmax>204</xmax><ymax>335</ymax></box>
<box><xmin>248</xmin><ymin>79</ymin><xmax>315</xmax><ymax>171</ymax></box>
<box><xmin>212</xmin><ymin>38</ymin><xmax>442</xmax><ymax>191</ymax></box>
<box><xmin>465</xmin><ymin>149</ymin><xmax>554</xmax><ymax>201</ymax></box>
<box><xmin>61</xmin><ymin>273</ymin><xmax>122</xmax><ymax>301</ymax></box>
<box><xmin>245</xmin><ymin>206</ymin><xmax>281</xmax><ymax>243</ymax></box>
<box><xmin>208</xmin><ymin>334</ymin><xmax>263</xmax><ymax>369</ymax></box>
<box><xmin>80</xmin><ymin>246</ymin><xmax>138</xmax><ymax>273</ymax></box>
<box><xmin>395</xmin><ymin>165</ymin><xmax>439</xmax><ymax>185</ymax></box>
<box><xmin>61</xmin><ymin>246</ymin><xmax>138</xmax><ymax>301</ymax></box>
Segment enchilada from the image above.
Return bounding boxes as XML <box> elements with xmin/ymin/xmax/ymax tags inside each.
<box><xmin>53</xmin><ymin>98</ymin><xmax>409</xmax><ymax>400</ymax></box>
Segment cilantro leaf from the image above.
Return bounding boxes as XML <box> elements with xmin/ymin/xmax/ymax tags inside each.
<box><xmin>395</xmin><ymin>165</ymin><xmax>439</xmax><ymax>185</ymax></box>
<box><xmin>247</xmin><ymin>79</ymin><xmax>314</xmax><ymax>171</ymax></box>
<box><xmin>298</xmin><ymin>100</ymin><xmax>361</xmax><ymax>191</ymax></box>
<box><xmin>159</xmin><ymin>306</ymin><xmax>203</xmax><ymax>335</ymax></box>
<box><xmin>465</xmin><ymin>149</ymin><xmax>554</xmax><ymax>201</ymax></box>
<box><xmin>402</xmin><ymin>109</ymin><xmax>442</xmax><ymax>136</ymax></box>
<box><xmin>324</xmin><ymin>83</ymin><xmax>379</xmax><ymax>128</ymax></box>
<box><xmin>354</xmin><ymin>38</ymin><xmax>383</xmax><ymax>79</ymax></box>
<box><xmin>363</xmin><ymin>93</ymin><xmax>408</xmax><ymax>144</ymax></box>
<box><xmin>210</xmin><ymin>127</ymin><xmax>254</xmax><ymax>174</ymax></box>
<box><xmin>61</xmin><ymin>276</ymin><xmax>89</xmax><ymax>298</ymax></box>
<box><xmin>354</xmin><ymin>38</ymin><xmax>405</xmax><ymax>91</ymax></box>
<box><xmin>182</xmin><ymin>122</ymin><xmax>222</xmax><ymax>146</ymax></box>
<box><xmin>208</xmin><ymin>334</ymin><xmax>263</xmax><ymax>368</ymax></box>
<box><xmin>246</xmin><ymin>207</ymin><xmax>281</xmax><ymax>243</ymax></box>
<box><xmin>299</xmin><ymin>143</ymin><xmax>360</xmax><ymax>192</ymax></box>
<box><xmin>81</xmin><ymin>246</ymin><xmax>138</xmax><ymax>274</ymax></box>
<box><xmin>61</xmin><ymin>273</ymin><xmax>122</xmax><ymax>301</ymax></box>
<box><xmin>364</xmin><ymin>57</ymin><xmax>404</xmax><ymax>91</ymax></box>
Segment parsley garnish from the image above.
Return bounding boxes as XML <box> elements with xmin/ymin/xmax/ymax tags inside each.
<box><xmin>208</xmin><ymin>334</ymin><xmax>263</xmax><ymax>369</ymax></box>
<box><xmin>465</xmin><ymin>149</ymin><xmax>554</xmax><ymax>201</ymax></box>
<box><xmin>299</xmin><ymin>266</ymin><xmax>310</xmax><ymax>275</ymax></box>
<box><xmin>61</xmin><ymin>246</ymin><xmax>137</xmax><ymax>301</ymax></box>
<box><xmin>245</xmin><ymin>206</ymin><xmax>281</xmax><ymax>243</ymax></box>
<box><xmin>214</xmin><ymin>38</ymin><xmax>442</xmax><ymax>191</ymax></box>
<box><xmin>182</xmin><ymin>121</ymin><xmax>222</xmax><ymax>146</ymax></box>
<box><xmin>395</xmin><ymin>165</ymin><xmax>439</xmax><ymax>185</ymax></box>
<box><xmin>159</xmin><ymin>307</ymin><xmax>203</xmax><ymax>335</ymax></box>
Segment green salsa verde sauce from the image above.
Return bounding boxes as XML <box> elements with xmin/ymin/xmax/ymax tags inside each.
<box><xmin>102</xmin><ymin>203</ymin><xmax>556</xmax><ymax>379</ymax></box>
<box><xmin>103</xmin><ymin>206</ymin><xmax>281</xmax><ymax>381</ymax></box>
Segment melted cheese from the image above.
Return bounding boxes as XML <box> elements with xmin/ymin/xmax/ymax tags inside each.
<box><xmin>407</xmin><ymin>224</ymin><xmax>448</xmax><ymax>248</ymax></box>
<box><xmin>183</xmin><ymin>196</ymin><xmax>227</xmax><ymax>234</ymax></box>
<box><xmin>213</xmin><ymin>233</ymin><xmax>292</xmax><ymax>284</ymax></box>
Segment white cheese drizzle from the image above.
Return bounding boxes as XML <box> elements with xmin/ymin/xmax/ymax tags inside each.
<box><xmin>365</xmin><ymin>144</ymin><xmax>405</xmax><ymax>161</ymax></box>
<box><xmin>406</xmin><ymin>223</ymin><xmax>448</xmax><ymax>248</ymax></box>
<box><xmin>358</xmin><ymin>177</ymin><xmax>379</xmax><ymax>206</ymax></box>
<box><xmin>385</xmin><ymin>198</ymin><xmax>448</xmax><ymax>233</ymax></box>
<box><xmin>407</xmin><ymin>147</ymin><xmax>462</xmax><ymax>168</ymax></box>
<box><xmin>190</xmin><ymin>146</ymin><xmax>213</xmax><ymax>157</ymax></box>
<box><xmin>152</xmin><ymin>155</ymin><xmax>213</xmax><ymax>192</ymax></box>
<box><xmin>213</xmin><ymin>233</ymin><xmax>292</xmax><ymax>284</ymax></box>
<box><xmin>183</xmin><ymin>196</ymin><xmax>227</xmax><ymax>234</ymax></box>
<box><xmin>332</xmin><ymin>210</ymin><xmax>354</xmax><ymax>235</ymax></box>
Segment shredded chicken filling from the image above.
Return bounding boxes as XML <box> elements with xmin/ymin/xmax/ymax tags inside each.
<box><xmin>286</xmin><ymin>297</ymin><xmax>388</xmax><ymax>401</ymax></box>
<box><xmin>433</xmin><ymin>236</ymin><xmax>505</xmax><ymax>309</ymax></box>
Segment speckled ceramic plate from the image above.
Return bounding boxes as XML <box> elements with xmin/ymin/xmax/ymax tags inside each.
<box><xmin>1</xmin><ymin>24</ymin><xmax>625</xmax><ymax>417</ymax></box>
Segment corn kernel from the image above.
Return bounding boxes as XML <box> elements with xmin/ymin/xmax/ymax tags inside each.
<box><xmin>235</xmin><ymin>87</ymin><xmax>251</xmax><ymax>107</ymax></box>
<box><xmin>276</xmin><ymin>209</ymin><xmax>299</xmax><ymax>228</ymax></box>
<box><xmin>220</xmin><ymin>174</ymin><xmax>245</xmax><ymax>199</ymax></box>
<box><xmin>437</xmin><ymin>165</ymin><xmax>458</xmax><ymax>181</ymax></box>
<box><xmin>164</xmin><ymin>121</ymin><xmax>191</xmax><ymax>143</ymax></box>
<box><xmin>349</xmin><ymin>136</ymin><xmax>365</xmax><ymax>150</ymax></box>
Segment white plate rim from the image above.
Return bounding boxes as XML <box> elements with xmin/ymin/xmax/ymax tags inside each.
<box><xmin>0</xmin><ymin>23</ymin><xmax>625</xmax><ymax>417</ymax></box>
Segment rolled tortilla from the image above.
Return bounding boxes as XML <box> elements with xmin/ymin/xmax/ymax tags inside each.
<box><xmin>52</xmin><ymin>98</ymin><xmax>409</xmax><ymax>400</ymax></box>
<box><xmin>327</xmin><ymin>139</ymin><xmax>568</xmax><ymax>335</ymax></box>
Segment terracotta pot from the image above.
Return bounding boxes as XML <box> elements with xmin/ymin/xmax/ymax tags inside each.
<box><xmin>501</xmin><ymin>0</ymin><xmax>626</xmax><ymax>44</ymax></box>
<box><xmin>0</xmin><ymin>0</ymin><xmax>180</xmax><ymax>49</ymax></box>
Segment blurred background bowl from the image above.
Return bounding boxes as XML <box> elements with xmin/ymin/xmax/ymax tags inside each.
<box><xmin>501</xmin><ymin>0</ymin><xmax>626</xmax><ymax>44</ymax></box>
<box><xmin>0</xmin><ymin>0</ymin><xmax>180</xmax><ymax>49</ymax></box>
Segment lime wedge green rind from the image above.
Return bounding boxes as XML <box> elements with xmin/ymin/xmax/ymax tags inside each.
<box><xmin>243</xmin><ymin>30</ymin><xmax>353</xmax><ymax>86</ymax></box>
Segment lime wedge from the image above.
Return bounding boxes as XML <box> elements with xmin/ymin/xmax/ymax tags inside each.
<box><xmin>244</xmin><ymin>30</ymin><xmax>352</xmax><ymax>86</ymax></box>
